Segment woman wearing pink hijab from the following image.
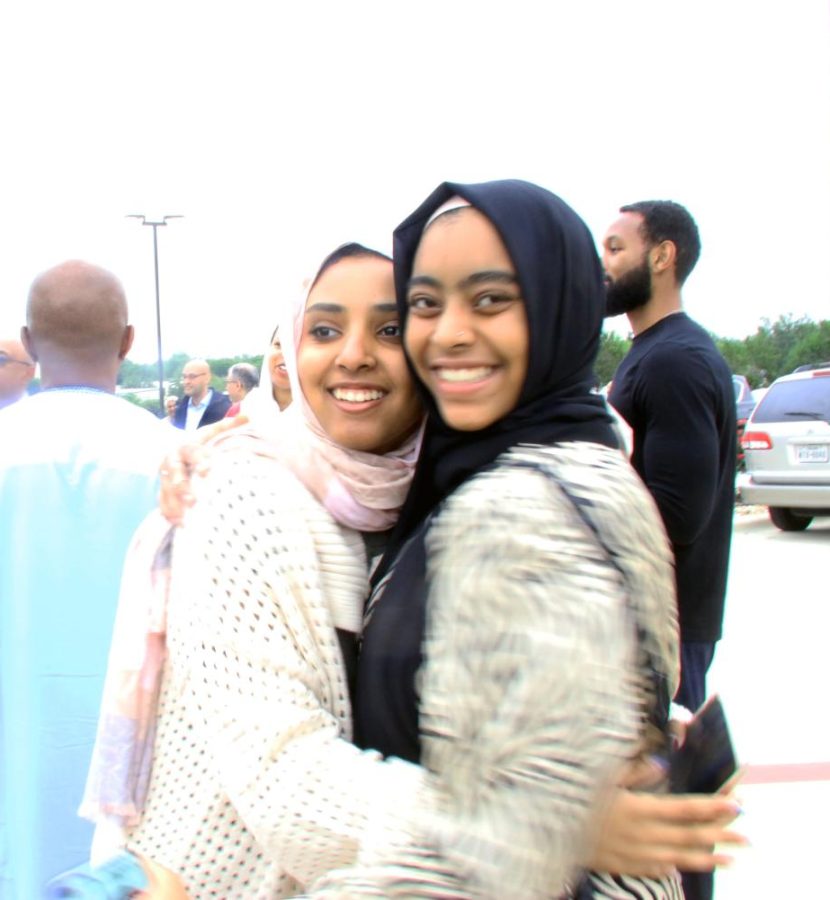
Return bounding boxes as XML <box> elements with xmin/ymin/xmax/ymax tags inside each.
<box><xmin>83</xmin><ymin>243</ymin><xmax>424</xmax><ymax>895</ymax></box>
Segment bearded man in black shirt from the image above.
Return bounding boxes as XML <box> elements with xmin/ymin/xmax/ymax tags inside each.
<box><xmin>603</xmin><ymin>200</ymin><xmax>735</xmax><ymax>899</ymax></box>
<box><xmin>604</xmin><ymin>200</ymin><xmax>736</xmax><ymax>710</ymax></box>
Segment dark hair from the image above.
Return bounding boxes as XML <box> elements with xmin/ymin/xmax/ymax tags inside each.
<box><xmin>228</xmin><ymin>362</ymin><xmax>259</xmax><ymax>392</ymax></box>
<box><xmin>309</xmin><ymin>242</ymin><xmax>391</xmax><ymax>291</ymax></box>
<box><xmin>620</xmin><ymin>200</ymin><xmax>701</xmax><ymax>285</ymax></box>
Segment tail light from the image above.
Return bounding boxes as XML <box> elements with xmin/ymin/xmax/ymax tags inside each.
<box><xmin>741</xmin><ymin>430</ymin><xmax>773</xmax><ymax>450</ymax></box>
<box><xmin>736</xmin><ymin>418</ymin><xmax>748</xmax><ymax>466</ymax></box>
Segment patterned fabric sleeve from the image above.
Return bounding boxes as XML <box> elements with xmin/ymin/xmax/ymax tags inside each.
<box><xmin>310</xmin><ymin>447</ymin><xmax>667</xmax><ymax>898</ymax></box>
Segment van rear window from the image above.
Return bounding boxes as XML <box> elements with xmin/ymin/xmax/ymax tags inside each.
<box><xmin>752</xmin><ymin>378</ymin><xmax>830</xmax><ymax>423</ymax></box>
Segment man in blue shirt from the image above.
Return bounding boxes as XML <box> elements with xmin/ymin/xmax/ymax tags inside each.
<box><xmin>0</xmin><ymin>260</ymin><xmax>173</xmax><ymax>897</ymax></box>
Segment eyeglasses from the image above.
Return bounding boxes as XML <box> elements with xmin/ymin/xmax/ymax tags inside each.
<box><xmin>182</xmin><ymin>373</ymin><xmax>208</xmax><ymax>380</ymax></box>
<box><xmin>0</xmin><ymin>356</ymin><xmax>33</xmax><ymax>368</ymax></box>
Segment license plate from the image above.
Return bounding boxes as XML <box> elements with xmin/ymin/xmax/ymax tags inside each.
<box><xmin>796</xmin><ymin>444</ymin><xmax>829</xmax><ymax>463</ymax></box>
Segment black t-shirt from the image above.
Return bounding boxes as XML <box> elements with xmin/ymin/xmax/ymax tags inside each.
<box><xmin>609</xmin><ymin>313</ymin><xmax>736</xmax><ymax>642</ymax></box>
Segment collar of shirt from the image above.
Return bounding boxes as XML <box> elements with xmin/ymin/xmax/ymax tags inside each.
<box><xmin>188</xmin><ymin>388</ymin><xmax>212</xmax><ymax>412</ymax></box>
<box><xmin>185</xmin><ymin>388</ymin><xmax>213</xmax><ymax>430</ymax></box>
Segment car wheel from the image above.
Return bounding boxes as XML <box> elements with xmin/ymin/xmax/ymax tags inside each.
<box><xmin>769</xmin><ymin>507</ymin><xmax>813</xmax><ymax>531</ymax></box>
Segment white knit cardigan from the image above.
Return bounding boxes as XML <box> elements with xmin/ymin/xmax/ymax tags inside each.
<box><xmin>127</xmin><ymin>450</ymin><xmax>425</xmax><ymax>897</ymax></box>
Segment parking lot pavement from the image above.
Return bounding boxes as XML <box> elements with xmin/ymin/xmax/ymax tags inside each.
<box><xmin>710</xmin><ymin>509</ymin><xmax>829</xmax><ymax>897</ymax></box>
<box><xmin>715</xmin><ymin>778</ymin><xmax>828</xmax><ymax>897</ymax></box>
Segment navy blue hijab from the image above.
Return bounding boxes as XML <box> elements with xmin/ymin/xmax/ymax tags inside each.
<box><xmin>382</xmin><ymin>179</ymin><xmax>618</xmax><ymax>561</ymax></box>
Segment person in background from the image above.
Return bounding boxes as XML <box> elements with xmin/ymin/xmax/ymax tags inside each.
<box><xmin>224</xmin><ymin>362</ymin><xmax>260</xmax><ymax>417</ymax></box>
<box><xmin>171</xmin><ymin>358</ymin><xmax>230</xmax><ymax>430</ymax></box>
<box><xmin>154</xmin><ymin>335</ymin><xmax>293</xmax><ymax>525</ymax></box>
<box><xmin>164</xmin><ymin>395</ymin><xmax>178</xmax><ymax>421</ymax></box>
<box><xmin>230</xmin><ymin>326</ymin><xmax>292</xmax><ymax>442</ymax></box>
<box><xmin>603</xmin><ymin>201</ymin><xmax>736</xmax><ymax>900</ymax></box>
<box><xmin>0</xmin><ymin>260</ymin><xmax>174</xmax><ymax>898</ymax></box>
<box><xmin>603</xmin><ymin>201</ymin><xmax>735</xmax><ymax>716</ymax></box>
<box><xmin>0</xmin><ymin>336</ymin><xmax>36</xmax><ymax>409</ymax></box>
<box><xmin>261</xmin><ymin>326</ymin><xmax>292</xmax><ymax>411</ymax></box>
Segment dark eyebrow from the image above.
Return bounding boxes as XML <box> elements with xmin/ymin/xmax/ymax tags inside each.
<box><xmin>305</xmin><ymin>302</ymin><xmax>344</xmax><ymax>314</ymax></box>
<box><xmin>407</xmin><ymin>271</ymin><xmax>518</xmax><ymax>292</ymax></box>
<box><xmin>459</xmin><ymin>271</ymin><xmax>517</xmax><ymax>290</ymax></box>
<box><xmin>305</xmin><ymin>301</ymin><xmax>397</xmax><ymax>315</ymax></box>
<box><xmin>406</xmin><ymin>275</ymin><xmax>441</xmax><ymax>291</ymax></box>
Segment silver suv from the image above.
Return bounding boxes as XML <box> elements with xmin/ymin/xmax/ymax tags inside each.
<box><xmin>738</xmin><ymin>365</ymin><xmax>830</xmax><ymax>530</ymax></box>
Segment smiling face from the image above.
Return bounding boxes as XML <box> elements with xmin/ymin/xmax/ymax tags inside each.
<box><xmin>265</xmin><ymin>329</ymin><xmax>292</xmax><ymax>410</ymax></box>
<box><xmin>181</xmin><ymin>360</ymin><xmax>210</xmax><ymax>402</ymax></box>
<box><xmin>404</xmin><ymin>208</ymin><xmax>528</xmax><ymax>431</ymax></box>
<box><xmin>296</xmin><ymin>254</ymin><xmax>423</xmax><ymax>454</ymax></box>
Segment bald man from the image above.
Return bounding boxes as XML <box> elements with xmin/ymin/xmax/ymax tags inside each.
<box><xmin>0</xmin><ymin>261</ymin><xmax>174</xmax><ymax>897</ymax></box>
<box><xmin>0</xmin><ymin>336</ymin><xmax>35</xmax><ymax>408</ymax></box>
<box><xmin>172</xmin><ymin>357</ymin><xmax>231</xmax><ymax>429</ymax></box>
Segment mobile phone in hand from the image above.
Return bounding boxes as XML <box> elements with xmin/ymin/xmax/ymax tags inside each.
<box><xmin>669</xmin><ymin>694</ymin><xmax>737</xmax><ymax>794</ymax></box>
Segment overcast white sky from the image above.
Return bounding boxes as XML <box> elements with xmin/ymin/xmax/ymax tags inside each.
<box><xmin>1</xmin><ymin>0</ymin><xmax>828</xmax><ymax>364</ymax></box>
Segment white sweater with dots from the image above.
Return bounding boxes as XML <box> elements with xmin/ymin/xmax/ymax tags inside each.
<box><xmin>127</xmin><ymin>450</ymin><xmax>425</xmax><ymax>898</ymax></box>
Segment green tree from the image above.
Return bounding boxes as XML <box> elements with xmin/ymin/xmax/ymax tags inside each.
<box><xmin>743</xmin><ymin>314</ymin><xmax>816</xmax><ymax>385</ymax></box>
<box><xmin>784</xmin><ymin>320</ymin><xmax>830</xmax><ymax>372</ymax></box>
<box><xmin>119</xmin><ymin>359</ymin><xmax>157</xmax><ymax>388</ymax></box>
<box><xmin>120</xmin><ymin>392</ymin><xmax>163</xmax><ymax>418</ymax></box>
<box><xmin>714</xmin><ymin>337</ymin><xmax>749</xmax><ymax>379</ymax></box>
<box><xmin>595</xmin><ymin>331</ymin><xmax>631</xmax><ymax>386</ymax></box>
<box><xmin>165</xmin><ymin>353</ymin><xmax>190</xmax><ymax>380</ymax></box>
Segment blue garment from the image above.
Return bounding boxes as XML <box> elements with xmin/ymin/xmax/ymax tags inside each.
<box><xmin>675</xmin><ymin>640</ymin><xmax>717</xmax><ymax>713</ymax></box>
<box><xmin>0</xmin><ymin>389</ymin><xmax>172</xmax><ymax>898</ymax></box>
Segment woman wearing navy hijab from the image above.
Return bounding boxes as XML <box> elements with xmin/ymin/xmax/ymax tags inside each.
<box><xmin>335</xmin><ymin>180</ymin><xmax>686</xmax><ymax>897</ymax></box>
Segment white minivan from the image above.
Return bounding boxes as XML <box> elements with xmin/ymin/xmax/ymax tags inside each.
<box><xmin>739</xmin><ymin>365</ymin><xmax>830</xmax><ymax>530</ymax></box>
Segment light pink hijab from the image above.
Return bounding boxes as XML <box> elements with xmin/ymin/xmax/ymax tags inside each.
<box><xmin>272</xmin><ymin>250</ymin><xmax>423</xmax><ymax>532</ymax></box>
<box><xmin>81</xmin><ymin>245</ymin><xmax>424</xmax><ymax>829</ymax></box>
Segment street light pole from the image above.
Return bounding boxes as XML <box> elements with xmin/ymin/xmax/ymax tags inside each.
<box><xmin>126</xmin><ymin>214</ymin><xmax>183</xmax><ymax>416</ymax></box>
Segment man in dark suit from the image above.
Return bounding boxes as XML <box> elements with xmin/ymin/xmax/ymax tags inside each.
<box><xmin>173</xmin><ymin>358</ymin><xmax>231</xmax><ymax>430</ymax></box>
